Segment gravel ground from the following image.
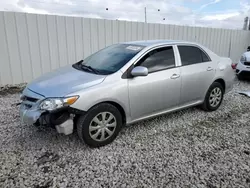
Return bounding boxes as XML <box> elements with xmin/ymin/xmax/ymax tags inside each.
<box><xmin>1</xmin><ymin>81</ymin><xmax>250</xmax><ymax>188</ymax></box>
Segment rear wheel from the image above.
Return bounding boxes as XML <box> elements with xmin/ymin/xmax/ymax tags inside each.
<box><xmin>77</xmin><ymin>103</ymin><xmax>122</xmax><ymax>147</ymax></box>
<box><xmin>201</xmin><ymin>82</ymin><xmax>224</xmax><ymax>111</ymax></box>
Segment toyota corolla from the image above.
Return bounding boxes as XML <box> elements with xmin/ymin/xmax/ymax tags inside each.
<box><xmin>19</xmin><ymin>40</ymin><xmax>235</xmax><ymax>147</ymax></box>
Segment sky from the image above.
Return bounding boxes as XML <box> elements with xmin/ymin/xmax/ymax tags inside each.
<box><xmin>0</xmin><ymin>0</ymin><xmax>250</xmax><ymax>29</ymax></box>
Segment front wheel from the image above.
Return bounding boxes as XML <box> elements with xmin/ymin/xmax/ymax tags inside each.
<box><xmin>77</xmin><ymin>103</ymin><xmax>122</xmax><ymax>148</ymax></box>
<box><xmin>201</xmin><ymin>82</ymin><xmax>224</xmax><ymax>111</ymax></box>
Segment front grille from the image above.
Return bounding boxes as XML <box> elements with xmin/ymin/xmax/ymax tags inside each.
<box><xmin>21</xmin><ymin>95</ymin><xmax>39</xmax><ymax>109</ymax></box>
<box><xmin>22</xmin><ymin>96</ymin><xmax>38</xmax><ymax>103</ymax></box>
<box><xmin>244</xmin><ymin>62</ymin><xmax>250</xmax><ymax>66</ymax></box>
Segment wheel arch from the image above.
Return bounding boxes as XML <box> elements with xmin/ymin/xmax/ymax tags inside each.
<box><xmin>202</xmin><ymin>78</ymin><xmax>226</xmax><ymax>102</ymax></box>
<box><xmin>89</xmin><ymin>101</ymin><xmax>127</xmax><ymax>125</ymax></box>
<box><xmin>213</xmin><ymin>78</ymin><xmax>226</xmax><ymax>92</ymax></box>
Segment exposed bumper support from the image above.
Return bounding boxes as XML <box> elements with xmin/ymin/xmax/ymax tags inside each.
<box><xmin>20</xmin><ymin>103</ymin><xmax>86</xmax><ymax>135</ymax></box>
<box><xmin>20</xmin><ymin>104</ymin><xmax>74</xmax><ymax>135</ymax></box>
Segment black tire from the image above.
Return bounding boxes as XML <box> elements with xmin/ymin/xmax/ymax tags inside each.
<box><xmin>77</xmin><ymin>103</ymin><xmax>122</xmax><ymax>148</ymax></box>
<box><xmin>201</xmin><ymin>82</ymin><xmax>224</xmax><ymax>111</ymax></box>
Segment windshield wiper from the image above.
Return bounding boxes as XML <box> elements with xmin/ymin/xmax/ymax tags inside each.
<box><xmin>73</xmin><ymin>60</ymin><xmax>101</xmax><ymax>74</ymax></box>
<box><xmin>80</xmin><ymin>64</ymin><xmax>100</xmax><ymax>74</ymax></box>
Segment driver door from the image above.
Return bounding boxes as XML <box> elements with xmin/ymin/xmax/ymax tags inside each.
<box><xmin>128</xmin><ymin>46</ymin><xmax>181</xmax><ymax>121</ymax></box>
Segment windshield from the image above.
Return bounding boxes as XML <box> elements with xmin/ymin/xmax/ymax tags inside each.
<box><xmin>81</xmin><ymin>44</ymin><xmax>144</xmax><ymax>74</ymax></box>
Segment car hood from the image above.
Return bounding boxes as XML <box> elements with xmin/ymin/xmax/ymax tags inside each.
<box><xmin>27</xmin><ymin>65</ymin><xmax>106</xmax><ymax>97</ymax></box>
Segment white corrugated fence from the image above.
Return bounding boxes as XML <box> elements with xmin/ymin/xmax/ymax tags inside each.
<box><xmin>1</xmin><ymin>11</ymin><xmax>250</xmax><ymax>85</ymax></box>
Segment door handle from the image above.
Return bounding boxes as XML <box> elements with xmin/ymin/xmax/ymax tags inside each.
<box><xmin>171</xmin><ymin>74</ymin><xmax>180</xmax><ymax>79</ymax></box>
<box><xmin>207</xmin><ymin>67</ymin><xmax>213</xmax><ymax>71</ymax></box>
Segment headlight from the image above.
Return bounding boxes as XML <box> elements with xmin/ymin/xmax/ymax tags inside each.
<box><xmin>39</xmin><ymin>96</ymin><xmax>79</xmax><ymax>111</ymax></box>
<box><xmin>240</xmin><ymin>55</ymin><xmax>246</xmax><ymax>63</ymax></box>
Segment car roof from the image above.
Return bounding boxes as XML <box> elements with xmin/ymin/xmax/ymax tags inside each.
<box><xmin>122</xmin><ymin>40</ymin><xmax>198</xmax><ymax>47</ymax></box>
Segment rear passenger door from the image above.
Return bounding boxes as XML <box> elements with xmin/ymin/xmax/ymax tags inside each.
<box><xmin>178</xmin><ymin>45</ymin><xmax>216</xmax><ymax>105</ymax></box>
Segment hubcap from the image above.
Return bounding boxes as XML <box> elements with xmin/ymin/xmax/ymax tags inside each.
<box><xmin>209</xmin><ymin>87</ymin><xmax>222</xmax><ymax>107</ymax></box>
<box><xmin>89</xmin><ymin>112</ymin><xmax>117</xmax><ymax>142</ymax></box>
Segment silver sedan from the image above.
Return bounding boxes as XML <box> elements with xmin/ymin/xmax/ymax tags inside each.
<box><xmin>19</xmin><ymin>40</ymin><xmax>235</xmax><ymax>147</ymax></box>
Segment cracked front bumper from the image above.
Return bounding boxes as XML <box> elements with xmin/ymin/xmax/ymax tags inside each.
<box><xmin>19</xmin><ymin>87</ymin><xmax>45</xmax><ymax>125</ymax></box>
<box><xmin>19</xmin><ymin>103</ymin><xmax>42</xmax><ymax>125</ymax></box>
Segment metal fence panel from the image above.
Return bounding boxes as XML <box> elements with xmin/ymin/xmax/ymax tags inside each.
<box><xmin>0</xmin><ymin>11</ymin><xmax>250</xmax><ymax>85</ymax></box>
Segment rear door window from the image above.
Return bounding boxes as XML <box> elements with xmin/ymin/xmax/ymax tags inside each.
<box><xmin>178</xmin><ymin>46</ymin><xmax>211</xmax><ymax>66</ymax></box>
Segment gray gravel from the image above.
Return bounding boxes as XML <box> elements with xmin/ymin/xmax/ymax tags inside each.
<box><xmin>1</xmin><ymin>81</ymin><xmax>250</xmax><ymax>188</ymax></box>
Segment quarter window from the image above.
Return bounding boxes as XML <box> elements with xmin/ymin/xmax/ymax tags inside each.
<box><xmin>137</xmin><ymin>46</ymin><xmax>175</xmax><ymax>73</ymax></box>
<box><xmin>178</xmin><ymin>46</ymin><xmax>211</xmax><ymax>66</ymax></box>
<box><xmin>201</xmin><ymin>50</ymin><xmax>210</xmax><ymax>62</ymax></box>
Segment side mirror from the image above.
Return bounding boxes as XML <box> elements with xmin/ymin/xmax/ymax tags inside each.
<box><xmin>131</xmin><ymin>66</ymin><xmax>148</xmax><ymax>77</ymax></box>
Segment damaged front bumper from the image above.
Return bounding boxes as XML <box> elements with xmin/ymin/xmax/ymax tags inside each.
<box><xmin>20</xmin><ymin>103</ymin><xmax>42</xmax><ymax>125</ymax></box>
<box><xmin>19</xmin><ymin>87</ymin><xmax>45</xmax><ymax>125</ymax></box>
<box><xmin>19</xmin><ymin>88</ymin><xmax>76</xmax><ymax>135</ymax></box>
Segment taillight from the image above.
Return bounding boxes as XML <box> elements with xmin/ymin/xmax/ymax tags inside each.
<box><xmin>231</xmin><ymin>63</ymin><xmax>237</xmax><ymax>69</ymax></box>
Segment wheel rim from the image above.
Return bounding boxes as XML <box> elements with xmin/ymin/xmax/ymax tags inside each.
<box><xmin>89</xmin><ymin>112</ymin><xmax>117</xmax><ymax>142</ymax></box>
<box><xmin>209</xmin><ymin>87</ymin><xmax>222</xmax><ymax>107</ymax></box>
